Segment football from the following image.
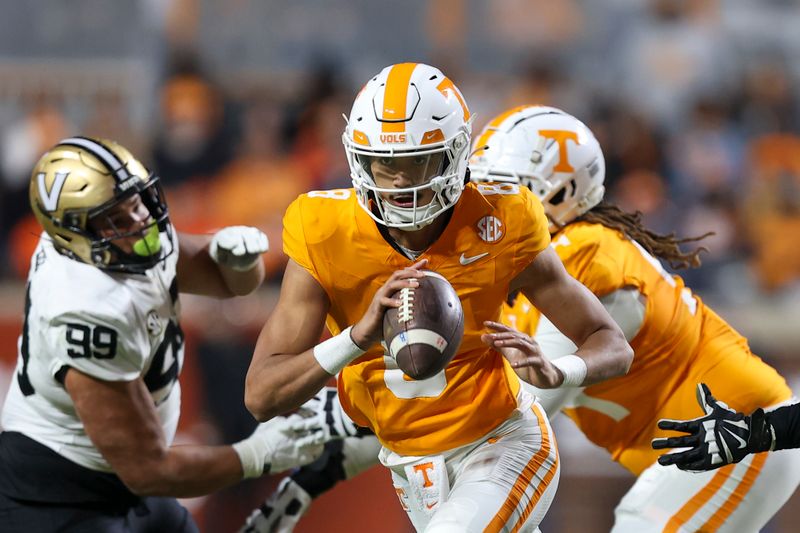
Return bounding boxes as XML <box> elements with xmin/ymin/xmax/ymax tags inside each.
<box><xmin>382</xmin><ymin>271</ymin><xmax>464</xmax><ymax>380</ymax></box>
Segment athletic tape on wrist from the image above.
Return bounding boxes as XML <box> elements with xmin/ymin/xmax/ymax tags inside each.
<box><xmin>552</xmin><ymin>354</ymin><xmax>587</xmax><ymax>387</ymax></box>
<box><xmin>313</xmin><ymin>326</ymin><xmax>365</xmax><ymax>375</ymax></box>
<box><xmin>232</xmin><ymin>439</ymin><xmax>265</xmax><ymax>479</ymax></box>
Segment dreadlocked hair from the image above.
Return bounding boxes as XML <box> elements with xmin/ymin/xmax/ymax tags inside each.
<box><xmin>573</xmin><ymin>202</ymin><xmax>713</xmax><ymax>270</ymax></box>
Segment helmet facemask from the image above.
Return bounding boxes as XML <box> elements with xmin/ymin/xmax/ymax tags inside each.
<box><xmin>347</xmin><ymin>130</ymin><xmax>470</xmax><ymax>231</ymax></box>
<box><xmin>82</xmin><ymin>176</ymin><xmax>173</xmax><ymax>274</ymax></box>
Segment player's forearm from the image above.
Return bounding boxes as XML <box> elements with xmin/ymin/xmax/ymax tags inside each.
<box><xmin>575</xmin><ymin>325</ymin><xmax>633</xmax><ymax>385</ymax></box>
<box><xmin>767</xmin><ymin>403</ymin><xmax>800</xmax><ymax>451</ymax></box>
<box><xmin>245</xmin><ymin>350</ymin><xmax>333</xmax><ymax>421</ymax></box>
<box><xmin>122</xmin><ymin>444</ymin><xmax>244</xmax><ymax>498</ymax></box>
<box><xmin>218</xmin><ymin>260</ymin><xmax>265</xmax><ymax>296</ymax></box>
<box><xmin>178</xmin><ymin>231</ymin><xmax>266</xmax><ymax>297</ymax></box>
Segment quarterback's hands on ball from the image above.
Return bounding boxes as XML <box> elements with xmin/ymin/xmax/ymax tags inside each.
<box><xmin>239</xmin><ymin>477</ymin><xmax>311</xmax><ymax>533</ymax></box>
<box><xmin>291</xmin><ymin>387</ymin><xmax>360</xmax><ymax>441</ymax></box>
<box><xmin>232</xmin><ymin>414</ymin><xmax>326</xmax><ymax>478</ymax></box>
<box><xmin>350</xmin><ymin>258</ymin><xmax>428</xmax><ymax>350</ymax></box>
<box><xmin>481</xmin><ymin>321</ymin><xmax>564</xmax><ymax>388</ymax></box>
<box><xmin>209</xmin><ymin>226</ymin><xmax>269</xmax><ymax>271</ymax></box>
<box><xmin>652</xmin><ymin>383</ymin><xmax>775</xmax><ymax>472</ymax></box>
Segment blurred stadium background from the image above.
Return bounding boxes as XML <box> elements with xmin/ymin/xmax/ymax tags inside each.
<box><xmin>1</xmin><ymin>0</ymin><xmax>800</xmax><ymax>531</ymax></box>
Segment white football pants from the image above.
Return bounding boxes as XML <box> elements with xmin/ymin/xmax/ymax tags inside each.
<box><xmin>380</xmin><ymin>393</ymin><xmax>560</xmax><ymax>533</ymax></box>
<box><xmin>612</xmin><ymin>446</ymin><xmax>800</xmax><ymax>532</ymax></box>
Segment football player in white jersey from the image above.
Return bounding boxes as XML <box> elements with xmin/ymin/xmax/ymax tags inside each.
<box><xmin>0</xmin><ymin>137</ymin><xmax>326</xmax><ymax>532</ymax></box>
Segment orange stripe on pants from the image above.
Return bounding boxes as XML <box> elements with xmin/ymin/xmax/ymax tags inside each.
<box><xmin>485</xmin><ymin>403</ymin><xmax>558</xmax><ymax>533</ymax></box>
<box><xmin>663</xmin><ymin>466</ymin><xmax>734</xmax><ymax>533</ymax></box>
<box><xmin>699</xmin><ymin>452</ymin><xmax>768</xmax><ymax>531</ymax></box>
<box><xmin>662</xmin><ymin>452</ymin><xmax>767</xmax><ymax>533</ymax></box>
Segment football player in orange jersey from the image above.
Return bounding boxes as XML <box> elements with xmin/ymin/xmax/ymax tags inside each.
<box><xmin>241</xmin><ymin>104</ymin><xmax>800</xmax><ymax>533</ymax></box>
<box><xmin>471</xmin><ymin>105</ymin><xmax>800</xmax><ymax>532</ymax></box>
<box><xmin>243</xmin><ymin>64</ymin><xmax>633</xmax><ymax>532</ymax></box>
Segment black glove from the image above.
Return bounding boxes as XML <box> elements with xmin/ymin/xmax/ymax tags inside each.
<box><xmin>652</xmin><ymin>383</ymin><xmax>775</xmax><ymax>472</ymax></box>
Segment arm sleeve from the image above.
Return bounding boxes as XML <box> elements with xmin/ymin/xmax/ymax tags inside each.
<box><xmin>527</xmin><ymin>288</ymin><xmax>645</xmax><ymax>417</ymax></box>
<box><xmin>598</xmin><ymin>288</ymin><xmax>645</xmax><ymax>341</ymax></box>
<box><xmin>528</xmin><ymin>316</ymin><xmax>582</xmax><ymax>417</ymax></box>
<box><xmin>767</xmin><ymin>403</ymin><xmax>800</xmax><ymax>451</ymax></box>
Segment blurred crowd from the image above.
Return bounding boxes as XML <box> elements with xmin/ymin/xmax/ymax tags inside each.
<box><xmin>1</xmin><ymin>0</ymin><xmax>800</xmax><ymax>299</ymax></box>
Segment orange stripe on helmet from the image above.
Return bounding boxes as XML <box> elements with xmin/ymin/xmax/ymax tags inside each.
<box><xmin>436</xmin><ymin>77</ymin><xmax>470</xmax><ymax>122</ymax></box>
<box><xmin>382</xmin><ymin>63</ymin><xmax>418</xmax><ymax>133</ymax></box>
<box><xmin>472</xmin><ymin>105</ymin><xmax>534</xmax><ymax>157</ymax></box>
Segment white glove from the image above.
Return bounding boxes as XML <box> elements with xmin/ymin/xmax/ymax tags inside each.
<box><xmin>232</xmin><ymin>414</ymin><xmax>325</xmax><ymax>478</ymax></box>
<box><xmin>209</xmin><ymin>226</ymin><xmax>269</xmax><ymax>271</ymax></box>
<box><xmin>292</xmin><ymin>387</ymin><xmax>360</xmax><ymax>442</ymax></box>
<box><xmin>239</xmin><ymin>477</ymin><xmax>311</xmax><ymax>533</ymax></box>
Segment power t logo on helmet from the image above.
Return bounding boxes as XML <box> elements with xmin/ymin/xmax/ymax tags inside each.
<box><xmin>29</xmin><ymin>136</ymin><xmax>173</xmax><ymax>273</ymax></box>
<box><xmin>343</xmin><ymin>63</ymin><xmax>473</xmax><ymax>231</ymax></box>
<box><xmin>470</xmin><ymin>105</ymin><xmax>605</xmax><ymax>229</ymax></box>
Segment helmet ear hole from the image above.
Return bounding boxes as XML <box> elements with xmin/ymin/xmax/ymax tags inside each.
<box><xmin>549</xmin><ymin>187</ymin><xmax>567</xmax><ymax>206</ymax></box>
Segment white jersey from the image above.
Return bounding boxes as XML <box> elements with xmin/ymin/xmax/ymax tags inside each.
<box><xmin>1</xmin><ymin>232</ymin><xmax>184</xmax><ymax>472</ymax></box>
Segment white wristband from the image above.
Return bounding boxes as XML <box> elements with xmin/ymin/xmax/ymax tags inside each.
<box><xmin>552</xmin><ymin>355</ymin><xmax>587</xmax><ymax>387</ymax></box>
<box><xmin>232</xmin><ymin>438</ymin><xmax>264</xmax><ymax>479</ymax></box>
<box><xmin>313</xmin><ymin>327</ymin><xmax>365</xmax><ymax>375</ymax></box>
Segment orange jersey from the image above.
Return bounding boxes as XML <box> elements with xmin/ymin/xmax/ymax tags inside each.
<box><xmin>283</xmin><ymin>183</ymin><xmax>550</xmax><ymax>455</ymax></box>
<box><xmin>503</xmin><ymin>221</ymin><xmax>792</xmax><ymax>475</ymax></box>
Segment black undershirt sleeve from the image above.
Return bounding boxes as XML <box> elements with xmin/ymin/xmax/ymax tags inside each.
<box><xmin>767</xmin><ymin>403</ymin><xmax>800</xmax><ymax>451</ymax></box>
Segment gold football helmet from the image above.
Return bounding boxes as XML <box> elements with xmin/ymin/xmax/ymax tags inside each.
<box><xmin>29</xmin><ymin>136</ymin><xmax>173</xmax><ymax>273</ymax></box>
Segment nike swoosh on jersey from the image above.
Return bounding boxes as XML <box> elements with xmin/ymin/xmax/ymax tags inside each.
<box><xmin>459</xmin><ymin>252</ymin><xmax>489</xmax><ymax>265</ymax></box>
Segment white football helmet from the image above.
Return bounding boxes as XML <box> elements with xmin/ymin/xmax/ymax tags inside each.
<box><xmin>470</xmin><ymin>105</ymin><xmax>605</xmax><ymax>227</ymax></box>
<box><xmin>343</xmin><ymin>63</ymin><xmax>472</xmax><ymax>231</ymax></box>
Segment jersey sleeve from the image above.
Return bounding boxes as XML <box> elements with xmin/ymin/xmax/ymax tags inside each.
<box><xmin>282</xmin><ymin>195</ymin><xmax>321</xmax><ymax>282</ymax></box>
<box><xmin>46</xmin><ymin>309</ymin><xmax>149</xmax><ymax>382</ymax></box>
<box><xmin>555</xmin><ymin>227</ymin><xmax>628</xmax><ymax>297</ymax></box>
<box><xmin>511</xmin><ymin>188</ymin><xmax>551</xmax><ymax>273</ymax></box>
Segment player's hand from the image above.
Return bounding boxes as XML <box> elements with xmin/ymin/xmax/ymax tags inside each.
<box><xmin>652</xmin><ymin>383</ymin><xmax>775</xmax><ymax>472</ymax></box>
<box><xmin>233</xmin><ymin>414</ymin><xmax>326</xmax><ymax>478</ymax></box>
<box><xmin>481</xmin><ymin>321</ymin><xmax>563</xmax><ymax>388</ymax></box>
<box><xmin>239</xmin><ymin>477</ymin><xmax>312</xmax><ymax>533</ymax></box>
<box><xmin>291</xmin><ymin>386</ymin><xmax>360</xmax><ymax>441</ymax></box>
<box><xmin>209</xmin><ymin>225</ymin><xmax>269</xmax><ymax>271</ymax></box>
<box><xmin>350</xmin><ymin>258</ymin><xmax>428</xmax><ymax>350</ymax></box>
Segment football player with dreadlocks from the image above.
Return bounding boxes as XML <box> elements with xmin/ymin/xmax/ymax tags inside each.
<box><xmin>0</xmin><ymin>137</ymin><xmax>325</xmax><ymax>532</ymax></box>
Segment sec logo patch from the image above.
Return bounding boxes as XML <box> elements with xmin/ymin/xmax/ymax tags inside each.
<box><xmin>476</xmin><ymin>216</ymin><xmax>503</xmax><ymax>243</ymax></box>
